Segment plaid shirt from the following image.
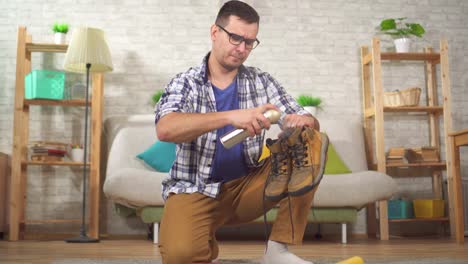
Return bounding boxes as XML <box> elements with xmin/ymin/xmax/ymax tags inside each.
<box><xmin>155</xmin><ymin>54</ymin><xmax>308</xmax><ymax>200</ymax></box>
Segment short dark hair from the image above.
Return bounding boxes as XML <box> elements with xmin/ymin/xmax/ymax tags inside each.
<box><xmin>215</xmin><ymin>1</ymin><xmax>260</xmax><ymax>27</ymax></box>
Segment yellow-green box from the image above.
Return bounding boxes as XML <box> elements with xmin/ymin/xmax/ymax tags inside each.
<box><xmin>413</xmin><ymin>199</ymin><xmax>445</xmax><ymax>218</ymax></box>
<box><xmin>25</xmin><ymin>70</ymin><xmax>65</xmax><ymax>100</ymax></box>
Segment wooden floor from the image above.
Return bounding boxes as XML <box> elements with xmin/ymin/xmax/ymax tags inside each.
<box><xmin>0</xmin><ymin>236</ymin><xmax>467</xmax><ymax>264</ymax></box>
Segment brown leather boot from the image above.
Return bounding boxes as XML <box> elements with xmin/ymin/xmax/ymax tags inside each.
<box><xmin>286</xmin><ymin>127</ymin><xmax>329</xmax><ymax>196</ymax></box>
<box><xmin>264</xmin><ymin>138</ymin><xmax>291</xmax><ymax>201</ymax></box>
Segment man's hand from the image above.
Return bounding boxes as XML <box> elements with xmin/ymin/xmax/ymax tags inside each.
<box><xmin>283</xmin><ymin>114</ymin><xmax>319</xmax><ymax>131</ymax></box>
<box><xmin>229</xmin><ymin>104</ymin><xmax>279</xmax><ymax>137</ymax></box>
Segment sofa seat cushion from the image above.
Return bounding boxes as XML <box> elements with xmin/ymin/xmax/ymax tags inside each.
<box><xmin>138</xmin><ymin>206</ymin><xmax>357</xmax><ymax>224</ymax></box>
<box><xmin>255</xmin><ymin>207</ymin><xmax>357</xmax><ymax>223</ymax></box>
<box><xmin>315</xmin><ymin>171</ymin><xmax>397</xmax><ymax>208</ymax></box>
<box><xmin>103</xmin><ymin>168</ymin><xmax>167</xmax><ymax>207</ymax></box>
<box><xmin>104</xmin><ymin>169</ymin><xmax>396</xmax><ymax>210</ymax></box>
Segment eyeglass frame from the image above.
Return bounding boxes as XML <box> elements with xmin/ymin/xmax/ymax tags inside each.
<box><xmin>216</xmin><ymin>24</ymin><xmax>260</xmax><ymax>50</ymax></box>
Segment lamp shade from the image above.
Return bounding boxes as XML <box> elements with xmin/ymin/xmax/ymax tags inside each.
<box><xmin>63</xmin><ymin>27</ymin><xmax>113</xmax><ymax>73</ymax></box>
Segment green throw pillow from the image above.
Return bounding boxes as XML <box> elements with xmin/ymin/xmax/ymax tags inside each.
<box><xmin>324</xmin><ymin>143</ymin><xmax>351</xmax><ymax>174</ymax></box>
<box><xmin>137</xmin><ymin>141</ymin><xmax>176</xmax><ymax>172</ymax></box>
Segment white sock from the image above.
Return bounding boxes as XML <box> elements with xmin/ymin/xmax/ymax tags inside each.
<box><xmin>262</xmin><ymin>240</ymin><xmax>313</xmax><ymax>264</ymax></box>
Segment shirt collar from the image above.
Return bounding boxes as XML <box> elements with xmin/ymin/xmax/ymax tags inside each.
<box><xmin>198</xmin><ymin>52</ymin><xmax>252</xmax><ymax>84</ymax></box>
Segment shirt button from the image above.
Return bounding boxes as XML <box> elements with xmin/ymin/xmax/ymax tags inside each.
<box><xmin>208</xmin><ymin>164</ymin><xmax>211</xmax><ymax>167</ymax></box>
<box><xmin>212</xmin><ymin>140</ymin><xmax>216</xmax><ymax>143</ymax></box>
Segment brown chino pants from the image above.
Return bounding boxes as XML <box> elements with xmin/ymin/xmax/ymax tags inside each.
<box><xmin>158</xmin><ymin>159</ymin><xmax>318</xmax><ymax>264</ymax></box>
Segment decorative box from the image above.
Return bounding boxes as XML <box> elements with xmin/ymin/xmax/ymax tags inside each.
<box><xmin>388</xmin><ymin>199</ymin><xmax>414</xmax><ymax>219</ymax></box>
<box><xmin>413</xmin><ymin>199</ymin><xmax>445</xmax><ymax>218</ymax></box>
<box><xmin>25</xmin><ymin>70</ymin><xmax>65</xmax><ymax>100</ymax></box>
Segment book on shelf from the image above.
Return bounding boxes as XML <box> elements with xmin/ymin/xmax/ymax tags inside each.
<box><xmin>28</xmin><ymin>141</ymin><xmax>68</xmax><ymax>161</ymax></box>
<box><xmin>386</xmin><ymin>147</ymin><xmax>408</xmax><ymax>164</ymax></box>
<box><xmin>387</xmin><ymin>147</ymin><xmax>406</xmax><ymax>159</ymax></box>
<box><xmin>406</xmin><ymin>146</ymin><xmax>440</xmax><ymax>163</ymax></box>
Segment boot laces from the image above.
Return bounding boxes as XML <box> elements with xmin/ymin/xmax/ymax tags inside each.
<box><xmin>271</xmin><ymin>151</ymin><xmax>289</xmax><ymax>177</ymax></box>
<box><xmin>290</xmin><ymin>140</ymin><xmax>308</xmax><ymax>167</ymax></box>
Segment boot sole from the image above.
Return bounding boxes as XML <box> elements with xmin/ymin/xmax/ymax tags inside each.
<box><xmin>287</xmin><ymin>132</ymin><xmax>329</xmax><ymax>197</ymax></box>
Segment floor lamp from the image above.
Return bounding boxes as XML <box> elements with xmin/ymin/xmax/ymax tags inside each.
<box><xmin>63</xmin><ymin>27</ymin><xmax>113</xmax><ymax>243</ymax></box>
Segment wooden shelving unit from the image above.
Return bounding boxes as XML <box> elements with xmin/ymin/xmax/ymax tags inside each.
<box><xmin>360</xmin><ymin>37</ymin><xmax>460</xmax><ymax>241</ymax></box>
<box><xmin>9</xmin><ymin>26</ymin><xmax>104</xmax><ymax>241</ymax></box>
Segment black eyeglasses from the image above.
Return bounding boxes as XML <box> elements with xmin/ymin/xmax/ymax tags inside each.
<box><xmin>216</xmin><ymin>25</ymin><xmax>260</xmax><ymax>50</ymax></box>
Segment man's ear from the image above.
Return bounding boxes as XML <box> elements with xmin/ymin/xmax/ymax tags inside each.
<box><xmin>210</xmin><ymin>24</ymin><xmax>218</xmax><ymax>41</ymax></box>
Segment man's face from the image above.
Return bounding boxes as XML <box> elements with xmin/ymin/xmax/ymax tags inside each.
<box><xmin>211</xmin><ymin>16</ymin><xmax>259</xmax><ymax>71</ymax></box>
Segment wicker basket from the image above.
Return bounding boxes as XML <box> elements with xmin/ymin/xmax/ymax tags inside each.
<box><xmin>383</xmin><ymin>87</ymin><xmax>421</xmax><ymax>107</ymax></box>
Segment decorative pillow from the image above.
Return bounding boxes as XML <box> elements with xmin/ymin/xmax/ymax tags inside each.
<box><xmin>136</xmin><ymin>141</ymin><xmax>176</xmax><ymax>172</ymax></box>
<box><xmin>259</xmin><ymin>144</ymin><xmax>270</xmax><ymax>162</ymax></box>
<box><xmin>258</xmin><ymin>140</ymin><xmax>351</xmax><ymax>174</ymax></box>
<box><xmin>324</xmin><ymin>142</ymin><xmax>351</xmax><ymax>174</ymax></box>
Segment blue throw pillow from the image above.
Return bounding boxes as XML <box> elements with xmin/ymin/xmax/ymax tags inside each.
<box><xmin>136</xmin><ymin>141</ymin><xmax>176</xmax><ymax>172</ymax></box>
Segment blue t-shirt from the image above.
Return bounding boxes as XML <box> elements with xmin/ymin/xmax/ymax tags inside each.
<box><xmin>211</xmin><ymin>78</ymin><xmax>248</xmax><ymax>183</ymax></box>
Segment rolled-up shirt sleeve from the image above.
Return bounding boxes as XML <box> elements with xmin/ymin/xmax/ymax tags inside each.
<box><xmin>259</xmin><ymin>71</ymin><xmax>309</xmax><ymax>126</ymax></box>
<box><xmin>154</xmin><ymin>74</ymin><xmax>193</xmax><ymax>124</ymax></box>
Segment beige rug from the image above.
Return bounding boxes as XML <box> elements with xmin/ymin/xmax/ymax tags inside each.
<box><xmin>52</xmin><ymin>258</ymin><xmax>468</xmax><ymax>264</ymax></box>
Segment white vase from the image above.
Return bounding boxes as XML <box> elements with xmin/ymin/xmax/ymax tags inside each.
<box><xmin>54</xmin><ymin>32</ymin><xmax>66</xmax><ymax>44</ymax></box>
<box><xmin>303</xmin><ymin>106</ymin><xmax>317</xmax><ymax>116</ymax></box>
<box><xmin>70</xmin><ymin>148</ymin><xmax>84</xmax><ymax>162</ymax></box>
<box><xmin>394</xmin><ymin>38</ymin><xmax>411</xmax><ymax>53</ymax></box>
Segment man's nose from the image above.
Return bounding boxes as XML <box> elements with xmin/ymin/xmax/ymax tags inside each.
<box><xmin>235</xmin><ymin>41</ymin><xmax>247</xmax><ymax>52</ymax></box>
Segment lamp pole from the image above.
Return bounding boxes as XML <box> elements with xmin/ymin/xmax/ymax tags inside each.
<box><xmin>66</xmin><ymin>63</ymin><xmax>98</xmax><ymax>243</ymax></box>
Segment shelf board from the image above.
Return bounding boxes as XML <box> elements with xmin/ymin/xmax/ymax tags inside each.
<box><xmin>385</xmin><ymin>161</ymin><xmax>446</xmax><ymax>169</ymax></box>
<box><xmin>24</xmin><ymin>161</ymin><xmax>90</xmax><ymax>167</ymax></box>
<box><xmin>384</xmin><ymin>106</ymin><xmax>443</xmax><ymax>113</ymax></box>
<box><xmin>389</xmin><ymin>217</ymin><xmax>449</xmax><ymax>223</ymax></box>
<box><xmin>25</xmin><ymin>219</ymin><xmax>81</xmax><ymax>224</ymax></box>
<box><xmin>26</xmin><ymin>43</ymin><xmax>68</xmax><ymax>53</ymax></box>
<box><xmin>381</xmin><ymin>52</ymin><xmax>440</xmax><ymax>62</ymax></box>
<box><xmin>365</xmin><ymin>106</ymin><xmax>444</xmax><ymax>118</ymax></box>
<box><xmin>24</xmin><ymin>99</ymin><xmax>88</xmax><ymax>107</ymax></box>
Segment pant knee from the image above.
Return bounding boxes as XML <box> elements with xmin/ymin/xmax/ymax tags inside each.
<box><xmin>160</xmin><ymin>239</ymin><xmax>215</xmax><ymax>264</ymax></box>
<box><xmin>161</xmin><ymin>243</ymin><xmax>193</xmax><ymax>264</ymax></box>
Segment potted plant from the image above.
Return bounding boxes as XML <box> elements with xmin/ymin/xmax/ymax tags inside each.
<box><xmin>378</xmin><ymin>18</ymin><xmax>425</xmax><ymax>53</ymax></box>
<box><xmin>52</xmin><ymin>23</ymin><xmax>69</xmax><ymax>44</ymax></box>
<box><xmin>296</xmin><ymin>95</ymin><xmax>322</xmax><ymax>116</ymax></box>
<box><xmin>151</xmin><ymin>90</ymin><xmax>164</xmax><ymax>106</ymax></box>
<box><xmin>69</xmin><ymin>143</ymin><xmax>84</xmax><ymax>162</ymax></box>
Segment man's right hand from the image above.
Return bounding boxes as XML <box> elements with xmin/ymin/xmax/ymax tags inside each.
<box><xmin>228</xmin><ymin>104</ymin><xmax>279</xmax><ymax>137</ymax></box>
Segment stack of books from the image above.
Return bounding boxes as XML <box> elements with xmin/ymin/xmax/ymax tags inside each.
<box><xmin>29</xmin><ymin>141</ymin><xmax>67</xmax><ymax>162</ymax></box>
<box><xmin>406</xmin><ymin>146</ymin><xmax>440</xmax><ymax>163</ymax></box>
<box><xmin>386</xmin><ymin>147</ymin><xmax>407</xmax><ymax>165</ymax></box>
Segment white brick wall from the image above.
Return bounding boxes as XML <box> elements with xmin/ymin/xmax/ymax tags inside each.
<box><xmin>1</xmin><ymin>0</ymin><xmax>467</xmax><ymax>236</ymax></box>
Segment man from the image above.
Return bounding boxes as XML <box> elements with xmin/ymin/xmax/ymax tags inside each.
<box><xmin>155</xmin><ymin>1</ymin><xmax>328</xmax><ymax>264</ymax></box>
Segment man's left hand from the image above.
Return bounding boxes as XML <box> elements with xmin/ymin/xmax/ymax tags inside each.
<box><xmin>283</xmin><ymin>114</ymin><xmax>319</xmax><ymax>131</ymax></box>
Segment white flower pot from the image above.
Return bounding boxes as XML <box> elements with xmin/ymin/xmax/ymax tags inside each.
<box><xmin>54</xmin><ymin>32</ymin><xmax>66</xmax><ymax>44</ymax></box>
<box><xmin>70</xmin><ymin>148</ymin><xmax>84</xmax><ymax>162</ymax></box>
<box><xmin>394</xmin><ymin>38</ymin><xmax>411</xmax><ymax>53</ymax></box>
<box><xmin>303</xmin><ymin>106</ymin><xmax>317</xmax><ymax>116</ymax></box>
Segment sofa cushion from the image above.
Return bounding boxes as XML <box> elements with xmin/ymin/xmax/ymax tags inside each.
<box><xmin>103</xmin><ymin>168</ymin><xmax>167</xmax><ymax>207</ymax></box>
<box><xmin>137</xmin><ymin>141</ymin><xmax>176</xmax><ymax>172</ymax></box>
<box><xmin>314</xmin><ymin>170</ymin><xmax>397</xmax><ymax>208</ymax></box>
<box><xmin>103</xmin><ymin>169</ymin><xmax>396</xmax><ymax>209</ymax></box>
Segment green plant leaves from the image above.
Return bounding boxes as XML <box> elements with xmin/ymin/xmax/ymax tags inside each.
<box><xmin>378</xmin><ymin>18</ymin><xmax>425</xmax><ymax>38</ymax></box>
<box><xmin>152</xmin><ymin>90</ymin><xmax>164</xmax><ymax>106</ymax></box>
<box><xmin>380</xmin><ymin>19</ymin><xmax>396</xmax><ymax>30</ymax></box>
<box><xmin>52</xmin><ymin>23</ymin><xmax>69</xmax><ymax>33</ymax></box>
<box><xmin>296</xmin><ymin>95</ymin><xmax>322</xmax><ymax>107</ymax></box>
<box><xmin>409</xmin><ymin>23</ymin><xmax>425</xmax><ymax>37</ymax></box>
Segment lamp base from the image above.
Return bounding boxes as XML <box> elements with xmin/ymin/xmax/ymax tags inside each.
<box><xmin>65</xmin><ymin>234</ymin><xmax>99</xmax><ymax>243</ymax></box>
